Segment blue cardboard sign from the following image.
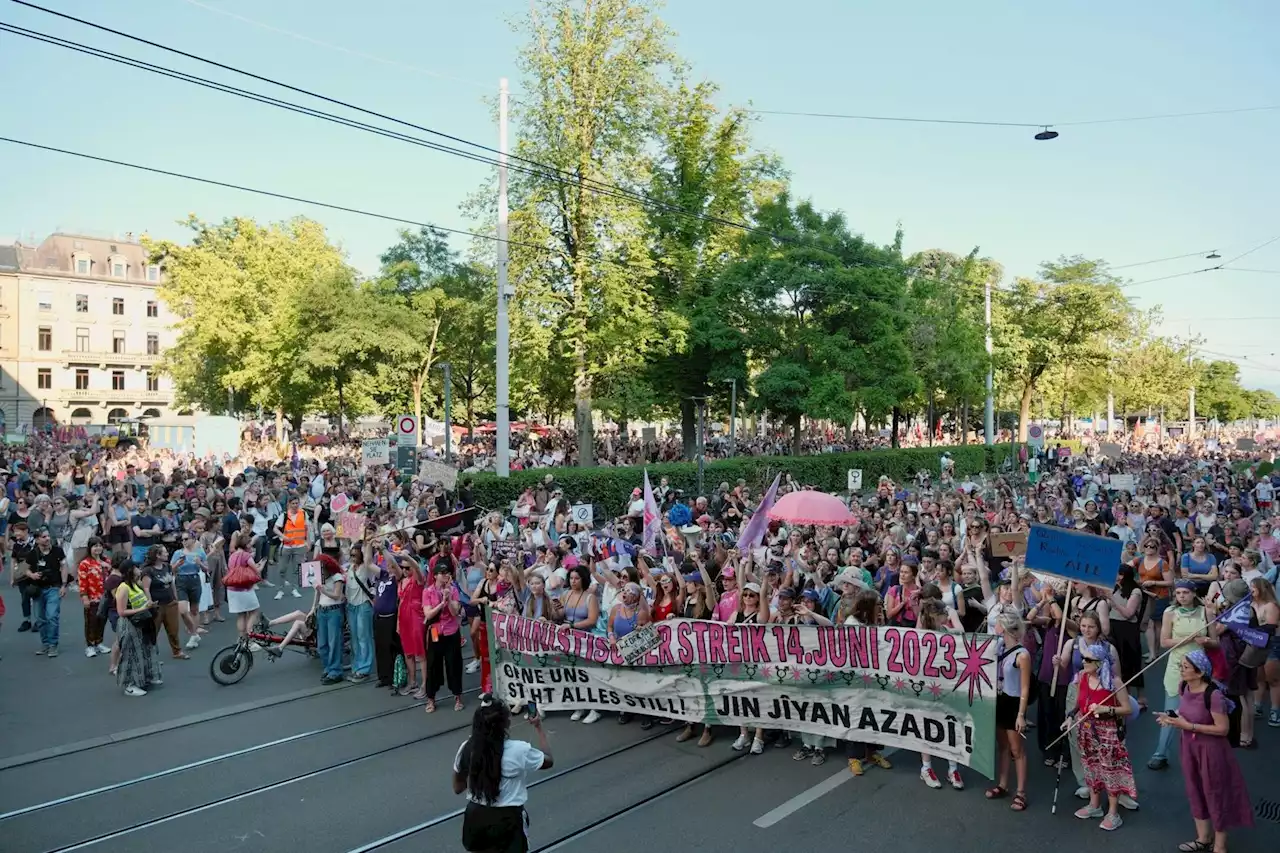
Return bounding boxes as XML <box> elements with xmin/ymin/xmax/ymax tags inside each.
<box><xmin>1025</xmin><ymin>524</ymin><xmax>1122</xmax><ymax>588</ymax></box>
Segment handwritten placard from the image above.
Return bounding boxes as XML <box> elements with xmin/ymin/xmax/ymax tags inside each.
<box><xmin>330</xmin><ymin>492</ymin><xmax>350</xmax><ymax>515</ymax></box>
<box><xmin>1108</xmin><ymin>474</ymin><xmax>1135</xmax><ymax>493</ymax></box>
<box><xmin>362</xmin><ymin>438</ymin><xmax>390</xmax><ymax>467</ymax></box>
<box><xmin>615</xmin><ymin>622</ymin><xmax>661</xmax><ymax>666</ymax></box>
<box><xmin>300</xmin><ymin>560</ymin><xmax>322</xmax><ymax>588</ymax></box>
<box><xmin>420</xmin><ymin>459</ymin><xmax>458</xmax><ymax>490</ymax></box>
<box><xmin>990</xmin><ymin>531</ymin><xmax>1028</xmax><ymax>559</ymax></box>
<box><xmin>339</xmin><ymin>511</ymin><xmax>367</xmax><ymax>541</ymax></box>
<box><xmin>1026</xmin><ymin>524</ymin><xmax>1122</xmax><ymax>588</ymax></box>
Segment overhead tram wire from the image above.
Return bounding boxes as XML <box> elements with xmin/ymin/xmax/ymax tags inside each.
<box><xmin>8</xmin><ymin>1</ymin><xmax>784</xmax><ymax>245</ymax></box>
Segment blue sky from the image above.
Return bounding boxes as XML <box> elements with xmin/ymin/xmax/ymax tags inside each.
<box><xmin>2</xmin><ymin>0</ymin><xmax>1278</xmax><ymax>392</ymax></box>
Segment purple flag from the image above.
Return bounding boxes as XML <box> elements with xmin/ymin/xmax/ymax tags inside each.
<box><xmin>1220</xmin><ymin>593</ymin><xmax>1269</xmax><ymax>647</ymax></box>
<box><xmin>642</xmin><ymin>470</ymin><xmax>661</xmax><ymax>554</ymax></box>
<box><xmin>736</xmin><ymin>473</ymin><xmax>782</xmax><ymax>551</ymax></box>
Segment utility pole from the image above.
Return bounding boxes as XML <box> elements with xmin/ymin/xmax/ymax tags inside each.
<box><xmin>496</xmin><ymin>77</ymin><xmax>512</xmax><ymax>478</ymax></box>
<box><xmin>1187</xmin><ymin>324</ymin><xmax>1196</xmax><ymax>440</ymax></box>
<box><xmin>983</xmin><ymin>276</ymin><xmax>995</xmax><ymax>445</ymax></box>
<box><xmin>441</xmin><ymin>361</ymin><xmax>453</xmax><ymax>462</ymax></box>
<box><xmin>725</xmin><ymin>378</ymin><xmax>737</xmax><ymax>456</ymax></box>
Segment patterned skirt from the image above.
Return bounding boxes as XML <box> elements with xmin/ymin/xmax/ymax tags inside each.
<box><xmin>1077</xmin><ymin>717</ymin><xmax>1137</xmax><ymax>797</ymax></box>
<box><xmin>117</xmin><ymin>614</ymin><xmax>161</xmax><ymax>691</ymax></box>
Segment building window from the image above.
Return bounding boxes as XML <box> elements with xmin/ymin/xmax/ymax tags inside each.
<box><xmin>75</xmin><ymin>368</ymin><xmax>89</xmax><ymax>390</ymax></box>
<box><xmin>38</xmin><ymin>291</ymin><xmax>53</xmax><ymax>311</ymax></box>
<box><xmin>112</xmin><ymin>331</ymin><xmax>126</xmax><ymax>354</ymax></box>
<box><xmin>147</xmin><ymin>265</ymin><xmax>160</xmax><ymax>283</ymax></box>
<box><xmin>37</xmin><ymin>368</ymin><xmax>51</xmax><ymax>390</ymax></box>
<box><xmin>107</xmin><ymin>407</ymin><xmax>128</xmax><ymax>425</ymax></box>
<box><xmin>146</xmin><ymin>300</ymin><xmax>158</xmax><ymax>318</ymax></box>
<box><xmin>76</xmin><ymin>258</ymin><xmax>90</xmax><ymax>275</ymax></box>
<box><xmin>146</xmin><ymin>371</ymin><xmax>159</xmax><ymax>392</ymax></box>
<box><xmin>111</xmin><ymin>370</ymin><xmax>125</xmax><ymax>391</ymax></box>
<box><xmin>146</xmin><ymin>333</ymin><xmax>159</xmax><ymax>355</ymax></box>
<box><xmin>38</xmin><ymin>326</ymin><xmax>52</xmax><ymax>351</ymax></box>
<box><xmin>76</xmin><ymin>293</ymin><xmax>89</xmax><ymax>312</ymax></box>
<box><xmin>76</xmin><ymin>328</ymin><xmax>89</xmax><ymax>352</ymax></box>
<box><xmin>112</xmin><ymin>297</ymin><xmax>124</xmax><ymax>315</ymax></box>
<box><xmin>112</xmin><ymin>263</ymin><xmax>125</xmax><ymax>279</ymax></box>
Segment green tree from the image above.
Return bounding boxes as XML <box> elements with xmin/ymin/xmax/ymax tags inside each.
<box><xmin>728</xmin><ymin>195</ymin><xmax>917</xmax><ymax>453</ymax></box>
<box><xmin>503</xmin><ymin>0</ymin><xmax>682</xmax><ymax>464</ymax></box>
<box><xmin>994</xmin><ymin>257</ymin><xmax>1131</xmax><ymax>440</ymax></box>
<box><xmin>643</xmin><ymin>81</ymin><xmax>783</xmax><ymax>457</ymax></box>
<box><xmin>1245</xmin><ymin>388</ymin><xmax>1280</xmax><ymax>420</ymax></box>
<box><xmin>148</xmin><ymin>215</ymin><xmax>350</xmax><ymax>434</ymax></box>
<box><xmin>439</xmin><ymin>264</ymin><xmax>498</xmax><ymax>434</ymax></box>
<box><xmin>1196</xmin><ymin>359</ymin><xmax>1252</xmax><ymax>422</ymax></box>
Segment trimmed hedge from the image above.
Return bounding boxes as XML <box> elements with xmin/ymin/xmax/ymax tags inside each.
<box><xmin>466</xmin><ymin>444</ymin><xmax>1015</xmax><ymax>512</ymax></box>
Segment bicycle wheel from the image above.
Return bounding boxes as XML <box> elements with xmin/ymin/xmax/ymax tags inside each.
<box><xmin>210</xmin><ymin>644</ymin><xmax>253</xmax><ymax>685</ymax></box>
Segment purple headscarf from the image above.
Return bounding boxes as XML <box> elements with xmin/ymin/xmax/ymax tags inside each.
<box><xmin>1184</xmin><ymin>649</ymin><xmax>1236</xmax><ymax>713</ymax></box>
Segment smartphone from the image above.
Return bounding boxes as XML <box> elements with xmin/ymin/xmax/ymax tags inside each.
<box><xmin>525</xmin><ymin>702</ymin><xmax>539</xmax><ymax>721</ymax></box>
<box><xmin>1162</xmin><ymin>710</ymin><xmax>1178</xmax><ymax>719</ymax></box>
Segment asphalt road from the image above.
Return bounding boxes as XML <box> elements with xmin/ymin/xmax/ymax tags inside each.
<box><xmin>3</xmin><ymin>584</ymin><xmax>1278</xmax><ymax>853</ymax></box>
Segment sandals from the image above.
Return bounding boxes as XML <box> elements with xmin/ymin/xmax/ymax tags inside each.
<box><xmin>984</xmin><ymin>786</ymin><xmax>1008</xmax><ymax>800</ymax></box>
<box><xmin>1177</xmin><ymin>842</ymin><xmax>1212</xmax><ymax>852</ymax></box>
<box><xmin>1010</xmin><ymin>791</ymin><xmax>1028</xmax><ymax>811</ymax></box>
<box><xmin>454</xmin><ymin>697</ymin><xmax>465</xmax><ymax>712</ymax></box>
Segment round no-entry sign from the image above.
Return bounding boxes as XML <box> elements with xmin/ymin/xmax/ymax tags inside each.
<box><xmin>396</xmin><ymin>415</ymin><xmax>418</xmax><ymax>442</ymax></box>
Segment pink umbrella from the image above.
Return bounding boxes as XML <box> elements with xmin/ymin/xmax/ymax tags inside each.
<box><xmin>768</xmin><ymin>490</ymin><xmax>855</xmax><ymax>526</ymax></box>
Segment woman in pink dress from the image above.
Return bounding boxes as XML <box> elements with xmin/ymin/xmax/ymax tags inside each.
<box><xmin>397</xmin><ymin>556</ymin><xmax>427</xmax><ymax>698</ymax></box>
<box><xmin>1157</xmin><ymin>649</ymin><xmax>1253</xmax><ymax>853</ymax></box>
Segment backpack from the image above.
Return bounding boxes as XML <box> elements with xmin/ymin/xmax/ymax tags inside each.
<box><xmin>1183</xmin><ymin>682</ymin><xmax>1241</xmax><ymax>748</ymax></box>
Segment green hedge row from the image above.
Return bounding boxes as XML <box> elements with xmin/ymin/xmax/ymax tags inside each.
<box><xmin>466</xmin><ymin>444</ymin><xmax>1015</xmax><ymax>512</ymax></box>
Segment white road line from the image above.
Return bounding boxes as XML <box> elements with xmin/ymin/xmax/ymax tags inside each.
<box><xmin>752</xmin><ymin>747</ymin><xmax>898</xmax><ymax>828</ymax></box>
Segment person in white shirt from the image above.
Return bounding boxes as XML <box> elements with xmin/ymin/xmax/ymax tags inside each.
<box><xmin>453</xmin><ymin>695</ymin><xmax>553</xmax><ymax>852</ymax></box>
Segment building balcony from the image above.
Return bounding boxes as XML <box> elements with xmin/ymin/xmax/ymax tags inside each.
<box><xmin>61</xmin><ymin>349</ymin><xmax>161</xmax><ymax>367</ymax></box>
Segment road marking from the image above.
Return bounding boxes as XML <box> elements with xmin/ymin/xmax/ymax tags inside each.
<box><xmin>752</xmin><ymin>748</ymin><xmax>898</xmax><ymax>828</ymax></box>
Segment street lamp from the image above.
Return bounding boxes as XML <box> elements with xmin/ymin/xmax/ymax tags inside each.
<box><xmin>724</xmin><ymin>378</ymin><xmax>737</xmax><ymax>456</ymax></box>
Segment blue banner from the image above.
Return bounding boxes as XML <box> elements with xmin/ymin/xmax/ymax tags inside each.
<box><xmin>1026</xmin><ymin>524</ymin><xmax>1123</xmax><ymax>588</ymax></box>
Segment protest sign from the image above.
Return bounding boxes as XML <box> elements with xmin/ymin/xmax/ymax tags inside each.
<box><xmin>362</xmin><ymin>438</ymin><xmax>390</xmax><ymax>468</ymax></box>
<box><xmin>1237</xmin><ymin>438</ymin><xmax>1257</xmax><ymax>451</ymax></box>
<box><xmin>489</xmin><ymin>540</ymin><xmax>518</xmax><ymax>563</ymax></box>
<box><xmin>300</xmin><ymin>561</ymin><xmax>322</xmax><ymax>588</ymax></box>
<box><xmin>1108</xmin><ymin>474</ymin><xmax>1135</xmax><ymax>493</ymax></box>
<box><xmin>420</xmin><ymin>458</ymin><xmax>458</xmax><ymax>490</ymax></box>
<box><xmin>847</xmin><ymin>469</ymin><xmax>863</xmax><ymax>491</ymax></box>
<box><xmin>339</xmin><ymin>511</ymin><xmax>366</xmax><ymax>541</ymax></box>
<box><xmin>990</xmin><ymin>530</ymin><xmax>1028</xmax><ymax>559</ymax></box>
<box><xmin>490</xmin><ymin>613</ymin><xmax>997</xmax><ymax>776</ymax></box>
<box><xmin>1099</xmin><ymin>442</ymin><xmax>1123</xmax><ymax>459</ymax></box>
<box><xmin>330</xmin><ymin>493</ymin><xmax>350</xmax><ymax>515</ymax></box>
<box><xmin>615</xmin><ymin>623</ymin><xmax>661</xmax><ymax>666</ymax></box>
<box><xmin>1026</xmin><ymin>524</ymin><xmax>1122</xmax><ymax>588</ymax></box>
<box><xmin>570</xmin><ymin>503</ymin><xmax>594</xmax><ymax>526</ymax></box>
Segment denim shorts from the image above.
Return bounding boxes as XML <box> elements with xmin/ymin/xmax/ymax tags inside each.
<box><xmin>175</xmin><ymin>574</ymin><xmax>202</xmax><ymax>608</ymax></box>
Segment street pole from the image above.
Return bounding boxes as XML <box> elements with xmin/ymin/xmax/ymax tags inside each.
<box><xmin>441</xmin><ymin>361</ymin><xmax>453</xmax><ymax>462</ymax></box>
<box><xmin>1187</xmin><ymin>324</ymin><xmax>1196</xmax><ymax>441</ymax></box>
<box><xmin>727</xmin><ymin>378</ymin><xmax>737</xmax><ymax>456</ymax></box>
<box><xmin>496</xmin><ymin>77</ymin><xmax>512</xmax><ymax>478</ymax></box>
<box><xmin>984</xmin><ymin>277</ymin><xmax>995</xmax><ymax>445</ymax></box>
<box><xmin>695</xmin><ymin>398</ymin><xmax>706</xmax><ymax>495</ymax></box>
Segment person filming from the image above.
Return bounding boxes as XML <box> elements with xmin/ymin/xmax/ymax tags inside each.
<box><xmin>453</xmin><ymin>694</ymin><xmax>553</xmax><ymax>852</ymax></box>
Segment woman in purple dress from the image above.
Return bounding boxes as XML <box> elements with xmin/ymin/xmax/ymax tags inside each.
<box><xmin>1156</xmin><ymin>649</ymin><xmax>1253</xmax><ymax>853</ymax></box>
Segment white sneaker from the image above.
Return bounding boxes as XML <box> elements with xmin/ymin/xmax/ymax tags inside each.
<box><xmin>185</xmin><ymin>636</ymin><xmax>200</xmax><ymax>650</ymax></box>
<box><xmin>85</xmin><ymin>646</ymin><xmax>98</xmax><ymax>658</ymax></box>
<box><xmin>1118</xmin><ymin>794</ymin><xmax>1139</xmax><ymax>811</ymax></box>
<box><xmin>465</xmin><ymin>659</ymin><xmax>481</xmax><ymax>674</ymax></box>
<box><xmin>248</xmin><ymin>641</ymin><xmax>264</xmax><ymax>652</ymax></box>
<box><xmin>732</xmin><ymin>734</ymin><xmax>750</xmax><ymax>751</ymax></box>
<box><xmin>274</xmin><ymin>590</ymin><xmax>285</xmax><ymax>601</ymax></box>
<box><xmin>581</xmin><ymin>710</ymin><xmax>600</xmax><ymax>724</ymax></box>
<box><xmin>291</xmin><ymin>588</ymin><xmax>302</xmax><ymax>598</ymax></box>
<box><xmin>750</xmin><ymin>738</ymin><xmax>764</xmax><ymax>755</ymax></box>
<box><xmin>124</xmin><ymin>686</ymin><xmax>147</xmax><ymax>697</ymax></box>
<box><xmin>571</xmin><ymin>710</ymin><xmax>584</xmax><ymax>722</ymax></box>
<box><xmin>1074</xmin><ymin>786</ymin><xmax>1089</xmax><ymax>800</ymax></box>
<box><xmin>95</xmin><ymin>644</ymin><xmax>111</xmax><ymax>654</ymax></box>
<box><xmin>920</xmin><ymin>766</ymin><xmax>943</xmax><ymax>788</ymax></box>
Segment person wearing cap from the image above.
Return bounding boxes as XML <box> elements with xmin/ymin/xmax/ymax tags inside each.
<box><xmin>728</xmin><ymin>571</ymin><xmax>769</xmax><ymax>753</ymax></box>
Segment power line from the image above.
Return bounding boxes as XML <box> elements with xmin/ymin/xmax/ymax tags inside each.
<box><xmin>1223</xmin><ymin>268</ymin><xmax>1280</xmax><ymax>275</ymax></box>
<box><xmin>1220</xmin><ymin>234</ymin><xmax>1280</xmax><ymax>267</ymax></box>
<box><xmin>8</xmin><ymin>1</ymin><xmax>779</xmax><ymax>244</ymax></box>
<box><xmin>743</xmin><ymin>104</ymin><xmax>1280</xmax><ymax>131</ymax></box>
<box><xmin>178</xmin><ymin>0</ymin><xmax>494</xmax><ymax>91</ymax></box>
<box><xmin>1110</xmin><ymin>250</ymin><xmax>1220</xmax><ymax>270</ymax></box>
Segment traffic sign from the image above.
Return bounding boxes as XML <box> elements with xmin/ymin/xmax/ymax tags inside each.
<box><xmin>396</xmin><ymin>414</ymin><xmax>418</xmax><ymax>444</ymax></box>
<box><xmin>1027</xmin><ymin>423</ymin><xmax>1044</xmax><ymax>450</ymax></box>
<box><xmin>396</xmin><ymin>445</ymin><xmax>418</xmax><ymax>475</ymax></box>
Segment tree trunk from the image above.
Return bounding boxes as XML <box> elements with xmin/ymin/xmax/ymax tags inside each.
<box><xmin>927</xmin><ymin>396</ymin><xmax>935</xmax><ymax>447</ymax></box>
<box><xmin>574</xmin><ymin>346</ymin><xmax>593</xmax><ymax>467</ymax></box>
<box><xmin>336</xmin><ymin>375</ymin><xmax>345</xmax><ymax>439</ymax></box>
<box><xmin>891</xmin><ymin>406</ymin><xmax>901</xmax><ymax>448</ymax></box>
<box><xmin>1019</xmin><ymin>383</ymin><xmax>1034</xmax><ymax>442</ymax></box>
<box><xmin>412</xmin><ymin>376</ymin><xmax>424</xmax><ymax>446</ymax></box>
<box><xmin>680</xmin><ymin>398</ymin><xmax>697</xmax><ymax>460</ymax></box>
<box><xmin>789</xmin><ymin>412</ymin><xmax>802</xmax><ymax>456</ymax></box>
<box><xmin>961</xmin><ymin>398</ymin><xmax>969</xmax><ymax>445</ymax></box>
<box><xmin>275</xmin><ymin>404</ymin><xmax>284</xmax><ymax>451</ymax></box>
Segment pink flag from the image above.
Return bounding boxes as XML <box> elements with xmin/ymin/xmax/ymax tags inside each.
<box><xmin>642</xmin><ymin>470</ymin><xmax>661</xmax><ymax>554</ymax></box>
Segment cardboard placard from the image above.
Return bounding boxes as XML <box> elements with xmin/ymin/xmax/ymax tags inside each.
<box><xmin>615</xmin><ymin>622</ymin><xmax>661</xmax><ymax>666</ymax></box>
<box><xmin>1099</xmin><ymin>442</ymin><xmax>1123</xmax><ymax>459</ymax></box>
<box><xmin>339</xmin><ymin>511</ymin><xmax>366</xmax><ymax>541</ymax></box>
<box><xmin>300</xmin><ymin>560</ymin><xmax>322</xmax><ymax>588</ymax></box>
<box><xmin>1237</xmin><ymin>438</ymin><xmax>1257</xmax><ymax>451</ymax></box>
<box><xmin>847</xmin><ymin>469</ymin><xmax>863</xmax><ymax>491</ymax></box>
<box><xmin>1026</xmin><ymin>524</ymin><xmax>1122</xmax><ymax>588</ymax></box>
<box><xmin>362</xmin><ymin>438</ymin><xmax>390</xmax><ymax>467</ymax></box>
<box><xmin>330</xmin><ymin>493</ymin><xmax>350</xmax><ymax>514</ymax></box>
<box><xmin>1109</xmin><ymin>474</ymin><xmax>1135</xmax><ymax>493</ymax></box>
<box><xmin>570</xmin><ymin>503</ymin><xmax>593</xmax><ymax>526</ymax></box>
<box><xmin>420</xmin><ymin>459</ymin><xmax>458</xmax><ymax>490</ymax></box>
<box><xmin>990</xmin><ymin>530</ymin><xmax>1028</xmax><ymax>558</ymax></box>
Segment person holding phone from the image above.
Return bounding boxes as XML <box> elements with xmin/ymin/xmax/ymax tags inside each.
<box><xmin>114</xmin><ymin>560</ymin><xmax>160</xmax><ymax>696</ymax></box>
<box><xmin>454</xmin><ymin>695</ymin><xmax>553</xmax><ymax>853</ymax></box>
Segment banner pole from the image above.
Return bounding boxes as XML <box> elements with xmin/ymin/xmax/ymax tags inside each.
<box><xmin>1049</xmin><ymin>591</ymin><xmax>1071</xmax><ymax>698</ymax></box>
